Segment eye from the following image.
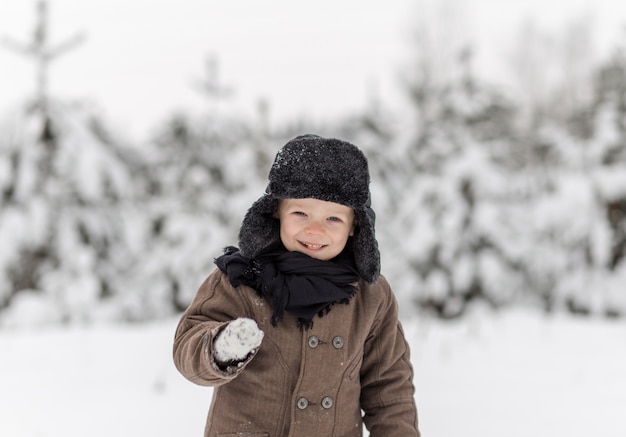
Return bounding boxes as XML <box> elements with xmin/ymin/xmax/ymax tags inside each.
<box><xmin>327</xmin><ymin>216</ymin><xmax>342</xmax><ymax>222</ymax></box>
<box><xmin>293</xmin><ymin>211</ymin><xmax>307</xmax><ymax>217</ymax></box>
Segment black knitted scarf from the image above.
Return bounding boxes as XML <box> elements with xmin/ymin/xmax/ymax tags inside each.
<box><xmin>215</xmin><ymin>246</ymin><xmax>360</xmax><ymax>328</ymax></box>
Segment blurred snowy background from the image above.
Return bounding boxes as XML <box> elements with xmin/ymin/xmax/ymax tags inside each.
<box><xmin>1</xmin><ymin>0</ymin><xmax>625</xmax><ymax>436</ymax></box>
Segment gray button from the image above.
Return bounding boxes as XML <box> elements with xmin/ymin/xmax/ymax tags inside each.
<box><xmin>321</xmin><ymin>396</ymin><xmax>333</xmax><ymax>409</ymax></box>
<box><xmin>308</xmin><ymin>335</ymin><xmax>319</xmax><ymax>348</ymax></box>
<box><xmin>332</xmin><ymin>336</ymin><xmax>344</xmax><ymax>349</ymax></box>
<box><xmin>297</xmin><ymin>397</ymin><xmax>309</xmax><ymax>410</ymax></box>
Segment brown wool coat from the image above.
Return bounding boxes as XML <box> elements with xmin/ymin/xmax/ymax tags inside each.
<box><xmin>173</xmin><ymin>269</ymin><xmax>420</xmax><ymax>437</ymax></box>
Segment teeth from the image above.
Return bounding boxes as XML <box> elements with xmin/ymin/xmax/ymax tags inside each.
<box><xmin>302</xmin><ymin>242</ymin><xmax>323</xmax><ymax>249</ymax></box>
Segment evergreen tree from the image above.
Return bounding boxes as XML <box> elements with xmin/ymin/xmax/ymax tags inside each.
<box><xmin>386</xmin><ymin>48</ymin><xmax>525</xmax><ymax>318</ymax></box>
<box><xmin>134</xmin><ymin>113</ymin><xmax>260</xmax><ymax>314</ymax></box>
<box><xmin>547</xmin><ymin>47</ymin><xmax>626</xmax><ymax>316</ymax></box>
<box><xmin>0</xmin><ymin>102</ymin><xmax>146</xmax><ymax>326</ymax></box>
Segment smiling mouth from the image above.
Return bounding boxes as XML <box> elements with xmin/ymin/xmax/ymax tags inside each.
<box><xmin>299</xmin><ymin>241</ymin><xmax>326</xmax><ymax>250</ymax></box>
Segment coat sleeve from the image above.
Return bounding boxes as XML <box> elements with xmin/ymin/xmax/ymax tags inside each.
<box><xmin>172</xmin><ymin>269</ymin><xmax>259</xmax><ymax>386</ymax></box>
<box><xmin>359</xmin><ymin>277</ymin><xmax>420</xmax><ymax>436</ymax></box>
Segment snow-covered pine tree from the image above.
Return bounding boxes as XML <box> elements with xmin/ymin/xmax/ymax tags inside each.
<box><xmin>386</xmin><ymin>47</ymin><xmax>526</xmax><ymax>318</ymax></box>
<box><xmin>133</xmin><ymin>100</ymin><xmax>304</xmax><ymax>316</ymax></box>
<box><xmin>485</xmin><ymin>43</ymin><xmax>626</xmax><ymax>318</ymax></box>
<box><xmin>545</xmin><ymin>47</ymin><xmax>626</xmax><ymax>317</ymax></box>
<box><xmin>133</xmin><ymin>113</ymin><xmax>254</xmax><ymax>315</ymax></box>
<box><xmin>0</xmin><ymin>102</ymin><xmax>147</xmax><ymax>326</ymax></box>
<box><xmin>382</xmin><ymin>16</ymin><xmax>626</xmax><ymax>319</ymax></box>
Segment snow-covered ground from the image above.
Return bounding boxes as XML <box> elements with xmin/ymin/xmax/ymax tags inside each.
<box><xmin>1</xmin><ymin>308</ymin><xmax>624</xmax><ymax>437</ymax></box>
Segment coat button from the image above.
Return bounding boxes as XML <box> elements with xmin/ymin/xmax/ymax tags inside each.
<box><xmin>297</xmin><ymin>397</ymin><xmax>309</xmax><ymax>410</ymax></box>
<box><xmin>308</xmin><ymin>335</ymin><xmax>319</xmax><ymax>348</ymax></box>
<box><xmin>332</xmin><ymin>336</ymin><xmax>344</xmax><ymax>349</ymax></box>
<box><xmin>321</xmin><ymin>396</ymin><xmax>333</xmax><ymax>409</ymax></box>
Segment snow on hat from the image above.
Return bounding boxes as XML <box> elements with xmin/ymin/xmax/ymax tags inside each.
<box><xmin>238</xmin><ymin>134</ymin><xmax>381</xmax><ymax>283</ymax></box>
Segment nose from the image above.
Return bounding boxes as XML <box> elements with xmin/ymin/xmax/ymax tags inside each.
<box><xmin>305</xmin><ymin>220</ymin><xmax>324</xmax><ymax>235</ymax></box>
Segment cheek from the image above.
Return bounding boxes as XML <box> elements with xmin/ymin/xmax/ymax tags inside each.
<box><xmin>278</xmin><ymin>224</ymin><xmax>291</xmax><ymax>249</ymax></box>
<box><xmin>333</xmin><ymin>226</ymin><xmax>353</xmax><ymax>242</ymax></box>
<box><xmin>279</xmin><ymin>219</ymin><xmax>297</xmax><ymax>240</ymax></box>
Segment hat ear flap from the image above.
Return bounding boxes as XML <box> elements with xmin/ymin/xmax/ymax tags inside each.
<box><xmin>238</xmin><ymin>195</ymin><xmax>281</xmax><ymax>258</ymax></box>
<box><xmin>352</xmin><ymin>206</ymin><xmax>380</xmax><ymax>283</ymax></box>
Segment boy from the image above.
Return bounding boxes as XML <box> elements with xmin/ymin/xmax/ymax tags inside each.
<box><xmin>173</xmin><ymin>134</ymin><xmax>420</xmax><ymax>436</ymax></box>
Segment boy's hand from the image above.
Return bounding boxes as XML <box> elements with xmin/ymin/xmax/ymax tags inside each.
<box><xmin>213</xmin><ymin>317</ymin><xmax>264</xmax><ymax>364</ymax></box>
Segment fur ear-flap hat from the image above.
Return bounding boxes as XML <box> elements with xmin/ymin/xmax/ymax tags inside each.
<box><xmin>238</xmin><ymin>134</ymin><xmax>381</xmax><ymax>283</ymax></box>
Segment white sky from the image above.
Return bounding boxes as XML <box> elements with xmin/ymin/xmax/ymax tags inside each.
<box><xmin>1</xmin><ymin>0</ymin><xmax>625</xmax><ymax>141</ymax></box>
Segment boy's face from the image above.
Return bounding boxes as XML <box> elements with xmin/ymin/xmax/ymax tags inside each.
<box><xmin>278</xmin><ymin>198</ymin><xmax>355</xmax><ymax>261</ymax></box>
